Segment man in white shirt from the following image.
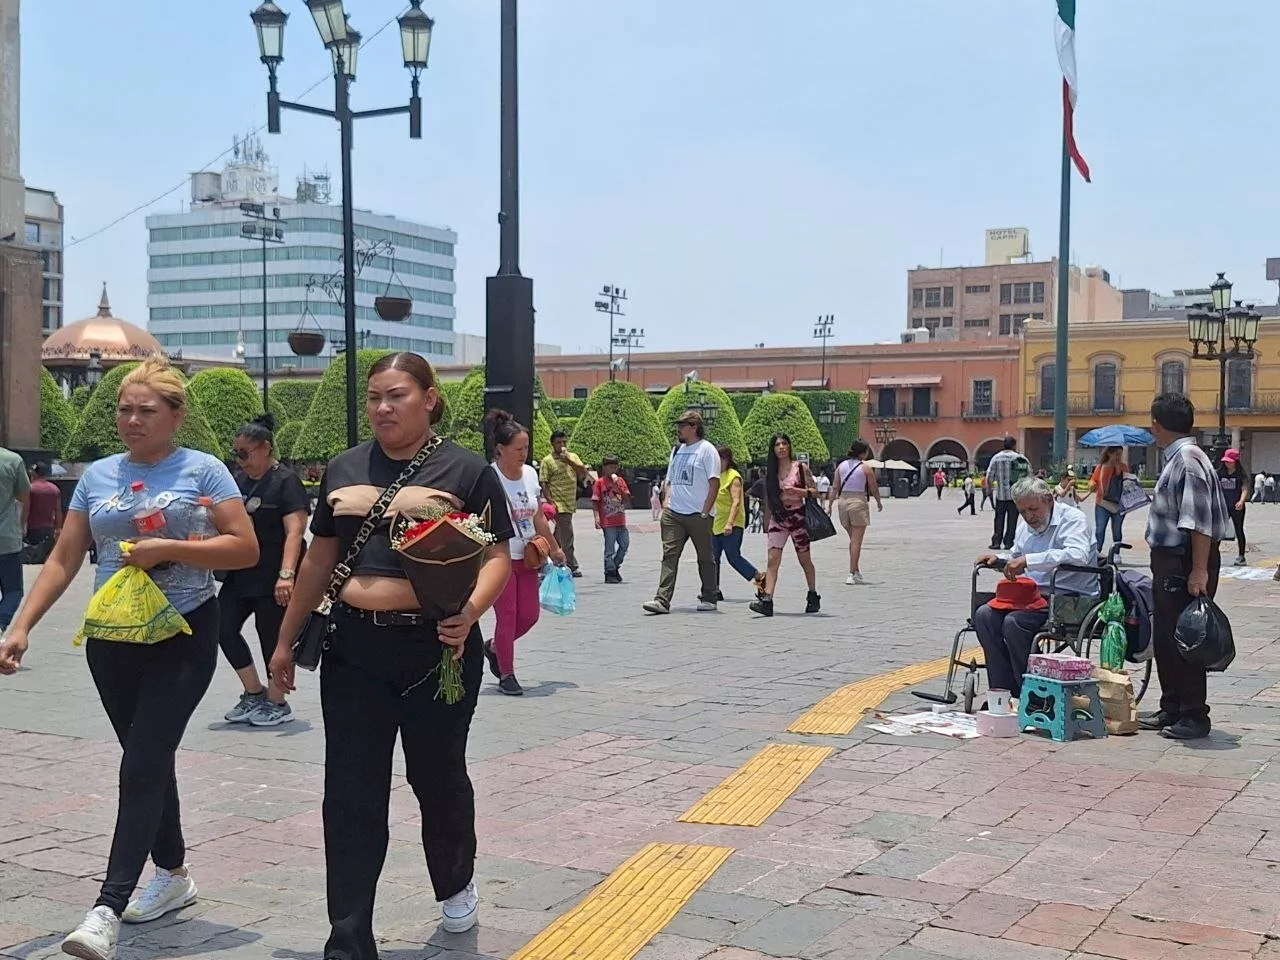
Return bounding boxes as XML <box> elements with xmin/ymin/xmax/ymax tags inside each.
<box><xmin>644</xmin><ymin>411</ymin><xmax>722</xmax><ymax>614</ymax></box>
<box><xmin>1252</xmin><ymin>471</ymin><xmax>1266</xmax><ymax>503</ymax></box>
<box><xmin>814</xmin><ymin>471</ymin><xmax>832</xmax><ymax>514</ymax></box>
<box><xmin>972</xmin><ymin>477</ymin><xmax>1095</xmax><ymax>697</ymax></box>
<box><xmin>957</xmin><ymin>474</ymin><xmax>976</xmax><ymax>516</ymax></box>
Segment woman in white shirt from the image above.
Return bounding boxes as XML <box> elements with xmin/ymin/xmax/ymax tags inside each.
<box><xmin>1053</xmin><ymin>467</ymin><xmax>1081</xmax><ymax>510</ymax></box>
<box><xmin>485</xmin><ymin>410</ymin><xmax>564</xmax><ymax>696</ymax></box>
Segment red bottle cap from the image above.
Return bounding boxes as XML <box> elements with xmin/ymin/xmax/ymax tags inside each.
<box><xmin>131</xmin><ymin>481</ymin><xmax>144</xmax><ymax>491</ymax></box>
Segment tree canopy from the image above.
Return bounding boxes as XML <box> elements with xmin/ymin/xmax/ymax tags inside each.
<box><xmin>187</xmin><ymin>368</ymin><xmax>266</xmax><ymax>456</ymax></box>
<box><xmin>63</xmin><ymin>362</ymin><xmax>224</xmax><ymax>462</ymax></box>
<box><xmin>654</xmin><ymin>380</ymin><xmax>749</xmax><ymax>464</ymax></box>
<box><xmin>569</xmin><ymin>380</ymin><xmax>670</xmax><ymax>468</ymax></box>
<box><xmin>741</xmin><ymin>392</ymin><xmax>829</xmax><ymax>464</ymax></box>
<box><xmin>40</xmin><ymin>369</ymin><xmax>75</xmax><ymax>457</ymax></box>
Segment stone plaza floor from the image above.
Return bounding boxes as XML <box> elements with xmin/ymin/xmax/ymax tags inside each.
<box><xmin>3</xmin><ymin>491</ymin><xmax>1280</xmax><ymax>959</ymax></box>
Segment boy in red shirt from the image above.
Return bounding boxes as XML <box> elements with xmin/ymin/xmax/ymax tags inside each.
<box><xmin>592</xmin><ymin>455</ymin><xmax>631</xmax><ymax>583</ymax></box>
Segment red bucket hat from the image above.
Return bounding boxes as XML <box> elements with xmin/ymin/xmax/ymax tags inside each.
<box><xmin>988</xmin><ymin>576</ymin><xmax>1048</xmax><ymax>612</ymax></box>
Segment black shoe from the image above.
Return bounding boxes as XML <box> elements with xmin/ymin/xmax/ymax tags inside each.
<box><xmin>571</xmin><ymin>570</ymin><xmax>583</xmax><ymax>579</ymax></box>
<box><xmin>604</xmin><ymin>572</ymin><xmax>621</xmax><ymax>583</ymax></box>
<box><xmin>483</xmin><ymin>640</ymin><xmax>500</xmax><ymax>680</ymax></box>
<box><xmin>1161</xmin><ymin>717</ymin><xmax>1211</xmax><ymax>740</ymax></box>
<box><xmin>716</xmin><ymin>590</ymin><xmax>724</xmax><ymax>602</ymax></box>
<box><xmin>749</xmin><ymin>597</ymin><xmax>774</xmax><ymax>617</ymax></box>
<box><xmin>499</xmin><ymin>674</ymin><xmax>524</xmax><ymax>696</ymax></box>
<box><xmin>805</xmin><ymin>590</ymin><xmax>821</xmax><ymax>614</ymax></box>
<box><xmin>1138</xmin><ymin>709</ymin><xmax>1178</xmax><ymax>731</ymax></box>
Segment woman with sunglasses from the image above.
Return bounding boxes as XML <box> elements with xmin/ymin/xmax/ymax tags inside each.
<box><xmin>218</xmin><ymin>415</ymin><xmax>311</xmax><ymax>727</ymax></box>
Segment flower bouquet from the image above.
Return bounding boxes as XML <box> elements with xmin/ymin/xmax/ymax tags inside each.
<box><xmin>390</xmin><ymin>501</ymin><xmax>496</xmax><ymax>703</ymax></box>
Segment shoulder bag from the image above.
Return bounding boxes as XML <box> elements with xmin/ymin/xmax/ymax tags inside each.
<box><xmin>799</xmin><ymin>463</ymin><xmax>837</xmax><ymax>542</ymax></box>
<box><xmin>493</xmin><ymin>464</ymin><xmax>556</xmax><ymax>570</ymax></box>
<box><xmin>291</xmin><ymin>438</ymin><xmax>442</xmax><ymax>670</ymax></box>
<box><xmin>1100</xmin><ymin>466</ymin><xmax>1124</xmax><ymax>514</ymax></box>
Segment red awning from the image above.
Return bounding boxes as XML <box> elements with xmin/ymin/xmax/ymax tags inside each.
<box><xmin>866</xmin><ymin>375</ymin><xmax>942</xmax><ymax>388</ymax></box>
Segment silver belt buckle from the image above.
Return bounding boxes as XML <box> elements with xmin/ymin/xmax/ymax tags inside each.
<box><xmin>372</xmin><ymin>609</ymin><xmax>392</xmax><ymax>627</ymax></box>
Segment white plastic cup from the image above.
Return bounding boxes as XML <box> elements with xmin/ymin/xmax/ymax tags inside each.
<box><xmin>988</xmin><ymin>689</ymin><xmax>1011</xmax><ymax>716</ymax></box>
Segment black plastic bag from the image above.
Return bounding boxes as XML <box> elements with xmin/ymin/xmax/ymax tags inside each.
<box><xmin>1174</xmin><ymin>597</ymin><xmax>1235</xmax><ymax>672</ymax></box>
<box><xmin>803</xmin><ymin>497</ymin><xmax>836</xmax><ymax>542</ymax></box>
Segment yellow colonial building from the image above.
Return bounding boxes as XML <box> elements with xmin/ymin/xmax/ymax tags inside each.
<box><xmin>1017</xmin><ymin>316</ymin><xmax>1280</xmax><ymax>473</ymax></box>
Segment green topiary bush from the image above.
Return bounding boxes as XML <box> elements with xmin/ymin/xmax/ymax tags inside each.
<box><xmin>742</xmin><ymin>392</ymin><xmax>829</xmax><ymax>464</ymax></box>
<box><xmin>530</xmin><ymin>409</ymin><xmax>553</xmax><ymax>462</ymax></box>
<box><xmin>292</xmin><ymin>350</ymin><xmax>396</xmax><ymax>462</ymax></box>
<box><xmin>70</xmin><ymin>384</ymin><xmax>94</xmax><ymax>414</ymax></box>
<box><xmin>796</xmin><ymin>390</ymin><xmax>862</xmax><ymax>462</ymax></box>
<box><xmin>40</xmin><ymin>369</ymin><xmax>76</xmax><ymax>457</ymax></box>
<box><xmin>569</xmin><ymin>380</ymin><xmax>671</xmax><ymax>469</ymax></box>
<box><xmin>550</xmin><ymin>397</ymin><xmax>587</xmax><ymax>419</ymax></box>
<box><xmin>187</xmin><ymin>368</ymin><xmax>266</xmax><ymax>456</ymax></box>
<box><xmin>729</xmin><ymin>393</ymin><xmax>759</xmax><ymax>423</ymax></box>
<box><xmin>558</xmin><ymin>415</ymin><xmax>578</xmax><ymax>438</ymax></box>
<box><xmin>63</xmin><ymin>362</ymin><xmax>224</xmax><ymax>462</ymax></box>
<box><xmin>448</xmin><ymin>367</ymin><xmax>487</xmax><ymax>455</ymax></box>
<box><xmin>654</xmin><ymin>380</ymin><xmax>749</xmax><ymax>464</ymax></box>
<box><xmin>267</xmin><ymin>379</ymin><xmax>320</xmax><ymax>425</ymax></box>
<box><xmin>273</xmin><ymin>420</ymin><xmax>303</xmax><ymax>462</ymax></box>
<box><xmin>534</xmin><ymin>376</ymin><xmax>557</xmax><ymax>431</ymax></box>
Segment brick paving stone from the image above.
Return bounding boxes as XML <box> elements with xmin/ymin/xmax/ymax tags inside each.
<box><xmin>1078</xmin><ymin>930</ymin><xmax>1182</xmax><ymax>960</ymax></box>
<box><xmin>1004</xmin><ymin>903</ymin><xmax>1107</xmax><ymax>951</ymax></box>
<box><xmin>930</xmin><ymin>891</ymin><xmax>1036</xmax><ymax>938</ymax></box>
<box><xmin>730</xmin><ymin>904</ymin><xmax>848</xmax><ymax>956</ymax></box>
<box><xmin>909</xmin><ymin>926</ymin><xmax>1071</xmax><ymax>960</ymax></box>
<box><xmin>826</xmin><ymin>875</ymin><xmax>968</xmax><ymax>907</ymax></box>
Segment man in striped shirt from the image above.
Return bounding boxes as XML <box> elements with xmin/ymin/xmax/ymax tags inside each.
<box><xmin>1140</xmin><ymin>393</ymin><xmax>1230</xmax><ymax>741</ymax></box>
<box><xmin>985</xmin><ymin>437</ymin><xmax>1026</xmax><ymax>551</ymax></box>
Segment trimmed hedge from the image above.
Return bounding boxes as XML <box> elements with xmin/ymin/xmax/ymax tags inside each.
<box><xmin>569</xmin><ymin>380</ymin><xmax>670</xmax><ymax>469</ymax></box>
<box><xmin>274</xmin><ymin>420</ymin><xmax>303</xmax><ymax>461</ymax></box>
<box><xmin>535</xmin><ymin>376</ymin><xmax>557</xmax><ymax>431</ymax></box>
<box><xmin>796</xmin><ymin>390</ymin><xmax>862</xmax><ymax>461</ymax></box>
<box><xmin>187</xmin><ymin>368</ymin><xmax>266</xmax><ymax>456</ymax></box>
<box><xmin>64</xmin><ymin>362</ymin><xmax>224</xmax><ymax>461</ymax></box>
<box><xmin>550</xmin><ymin>397</ymin><xmax>587</xmax><ymax>419</ymax></box>
<box><xmin>450</xmin><ymin>365</ymin><xmax>551</xmax><ymax>460</ymax></box>
<box><xmin>742</xmin><ymin>393</ymin><xmax>829</xmax><ymax>464</ymax></box>
<box><xmin>655</xmin><ymin>380</ymin><xmax>749</xmax><ymax>464</ymax></box>
<box><xmin>267</xmin><ymin>380</ymin><xmax>319</xmax><ymax>425</ymax></box>
<box><xmin>558</xmin><ymin>415</ymin><xmax>579</xmax><ymax>438</ymax></box>
<box><xmin>40</xmin><ymin>369</ymin><xmax>76</xmax><ymax>456</ymax></box>
<box><xmin>729</xmin><ymin>393</ymin><xmax>759</xmax><ymax>423</ymax></box>
<box><xmin>292</xmin><ymin>350</ymin><xmax>396</xmax><ymax>461</ymax></box>
<box><xmin>70</xmin><ymin>384</ymin><xmax>94</xmax><ymax>414</ymax></box>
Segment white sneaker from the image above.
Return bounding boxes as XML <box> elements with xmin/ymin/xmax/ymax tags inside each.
<box><xmin>61</xmin><ymin>905</ymin><xmax>119</xmax><ymax>960</ymax></box>
<box><xmin>696</xmin><ymin>600</ymin><xmax>717</xmax><ymax>612</ymax></box>
<box><xmin>851</xmin><ymin>572</ymin><xmax>866</xmax><ymax>585</ymax></box>
<box><xmin>122</xmin><ymin>865</ymin><xmax>197</xmax><ymax>923</ymax></box>
<box><xmin>845</xmin><ymin>573</ymin><xmax>856</xmax><ymax>585</ymax></box>
<box><xmin>441</xmin><ymin>879</ymin><xmax>479</xmax><ymax>933</ymax></box>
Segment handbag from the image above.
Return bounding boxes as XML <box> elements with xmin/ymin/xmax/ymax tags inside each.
<box><xmin>1099</xmin><ymin>467</ymin><xmax>1124</xmax><ymax>513</ymax></box>
<box><xmin>291</xmin><ymin>438</ymin><xmax>442</xmax><ymax>670</ymax></box>
<box><xmin>799</xmin><ymin>466</ymin><xmax>836</xmax><ymax>542</ymax></box>
<box><xmin>493</xmin><ymin>464</ymin><xmax>558</xmax><ymax>570</ymax></box>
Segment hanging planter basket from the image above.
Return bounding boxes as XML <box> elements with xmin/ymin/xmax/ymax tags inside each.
<box><xmin>375</xmin><ymin>295</ymin><xmax>412</xmax><ymax>322</ymax></box>
<box><xmin>288</xmin><ymin>330</ymin><xmax>326</xmax><ymax>356</ymax></box>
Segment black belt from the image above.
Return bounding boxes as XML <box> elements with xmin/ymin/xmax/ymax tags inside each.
<box><xmin>334</xmin><ymin>601</ymin><xmax>428</xmax><ymax>628</ymax></box>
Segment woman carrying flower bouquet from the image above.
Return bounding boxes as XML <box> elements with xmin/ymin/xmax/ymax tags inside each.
<box><xmin>271</xmin><ymin>353</ymin><xmax>513</xmax><ymax>958</ymax></box>
<box><xmin>485</xmin><ymin>409</ymin><xmax>565</xmax><ymax>696</ymax></box>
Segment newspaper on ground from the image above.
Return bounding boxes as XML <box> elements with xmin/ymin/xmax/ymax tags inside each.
<box><xmin>867</xmin><ymin>710</ymin><xmax>980</xmax><ymax>739</ymax></box>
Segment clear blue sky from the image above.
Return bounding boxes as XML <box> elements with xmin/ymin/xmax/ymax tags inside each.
<box><xmin>19</xmin><ymin>1</ymin><xmax>1280</xmax><ymax>353</ymax></box>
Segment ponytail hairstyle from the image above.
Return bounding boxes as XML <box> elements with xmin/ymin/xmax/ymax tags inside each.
<box><xmin>485</xmin><ymin>408</ymin><xmax>528</xmax><ymax>454</ymax></box>
<box><xmin>235</xmin><ymin>413</ymin><xmax>276</xmax><ymax>451</ymax></box>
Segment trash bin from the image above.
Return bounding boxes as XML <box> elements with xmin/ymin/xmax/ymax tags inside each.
<box><xmin>893</xmin><ymin>477</ymin><xmax>911</xmax><ymax>499</ymax></box>
<box><xmin>630</xmin><ymin>477</ymin><xmax>652</xmax><ymax>510</ymax></box>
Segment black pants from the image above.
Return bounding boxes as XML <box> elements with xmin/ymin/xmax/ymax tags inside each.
<box><xmin>1151</xmin><ymin>546</ymin><xmax>1220</xmax><ymax>723</ymax></box>
<box><xmin>1228</xmin><ymin>508</ymin><xmax>1246</xmax><ymax>556</ymax></box>
<box><xmin>217</xmin><ymin>585</ymin><xmax>285</xmax><ymax>674</ymax></box>
<box><xmin>321</xmin><ymin>609</ymin><xmax>482</xmax><ymax>960</ymax></box>
<box><xmin>936</xmin><ymin>486</ymin><xmax>944</xmax><ymax>499</ymax></box>
<box><xmin>958</xmin><ymin>493</ymin><xmax>975</xmax><ymax>516</ymax></box>
<box><xmin>86</xmin><ymin>598</ymin><xmax>218</xmax><ymax>916</ymax></box>
<box><xmin>980</xmin><ymin>490</ymin><xmax>991</xmax><ymax>511</ymax></box>
<box><xmin>973</xmin><ymin>604</ymin><xmax>1049</xmax><ymax>697</ymax></box>
<box><xmin>991</xmin><ymin>500</ymin><xmax>1017</xmax><ymax>549</ymax></box>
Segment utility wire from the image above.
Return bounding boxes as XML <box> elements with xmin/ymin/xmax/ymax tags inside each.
<box><xmin>67</xmin><ymin>7</ymin><xmax>408</xmax><ymax>249</ymax></box>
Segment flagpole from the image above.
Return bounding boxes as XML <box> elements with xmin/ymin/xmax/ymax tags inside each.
<box><xmin>1052</xmin><ymin>118</ymin><xmax>1071</xmax><ymax>464</ymax></box>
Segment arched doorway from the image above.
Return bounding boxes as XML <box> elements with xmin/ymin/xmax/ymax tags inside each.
<box><xmin>925</xmin><ymin>438</ymin><xmax>969</xmax><ymax>473</ymax></box>
<box><xmin>882</xmin><ymin>438</ymin><xmax>921</xmax><ymax>467</ymax></box>
<box><xmin>974</xmin><ymin>438</ymin><xmax>1007</xmax><ymax>471</ymax></box>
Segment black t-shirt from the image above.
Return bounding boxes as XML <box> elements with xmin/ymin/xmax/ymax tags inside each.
<box><xmin>224</xmin><ymin>464</ymin><xmax>312</xmax><ymax>596</ymax></box>
<box><xmin>311</xmin><ymin>438</ymin><xmax>514</xmax><ymax>578</ymax></box>
<box><xmin>1219</xmin><ymin>470</ymin><xmax>1244</xmax><ymax>505</ymax></box>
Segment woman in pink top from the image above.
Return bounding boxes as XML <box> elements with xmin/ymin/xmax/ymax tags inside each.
<box><xmin>933</xmin><ymin>469</ymin><xmax>946</xmax><ymax>499</ymax></box>
<box><xmin>750</xmin><ymin>434</ymin><xmax>820</xmax><ymax>617</ymax></box>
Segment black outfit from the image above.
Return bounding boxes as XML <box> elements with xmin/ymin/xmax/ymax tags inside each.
<box><xmin>972</xmin><ymin>604</ymin><xmax>1049</xmax><ymax>696</ymax></box>
<box><xmin>217</xmin><ymin>464</ymin><xmax>310</xmax><ymax>673</ymax></box>
<box><xmin>310</xmin><ymin>439</ymin><xmax>513</xmax><ymax>960</ymax></box>
<box><xmin>1150</xmin><ymin>546</ymin><xmax>1221</xmax><ymax>723</ymax></box>
<box><xmin>1218</xmin><ymin>471</ymin><xmax>1246</xmax><ymax>557</ymax></box>
<box><xmin>87</xmin><ymin>599</ymin><xmax>218</xmax><ymax>916</ymax></box>
<box><xmin>992</xmin><ymin>499</ymin><xmax>1018</xmax><ymax>550</ymax></box>
<box><xmin>958</xmin><ymin>487</ymin><xmax>975</xmax><ymax>515</ymax></box>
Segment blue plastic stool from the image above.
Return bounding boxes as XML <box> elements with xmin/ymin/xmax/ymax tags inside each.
<box><xmin>1017</xmin><ymin>675</ymin><xmax>1107</xmax><ymax>742</ymax></box>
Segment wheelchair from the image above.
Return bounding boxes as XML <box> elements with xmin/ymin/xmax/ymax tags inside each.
<box><xmin>914</xmin><ymin>542</ymin><xmax>1152</xmax><ymax>713</ymax></box>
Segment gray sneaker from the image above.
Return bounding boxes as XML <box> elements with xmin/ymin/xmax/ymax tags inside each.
<box><xmin>224</xmin><ymin>690</ymin><xmax>266</xmax><ymax>723</ymax></box>
<box><xmin>248</xmin><ymin>700</ymin><xmax>294</xmax><ymax>727</ymax></box>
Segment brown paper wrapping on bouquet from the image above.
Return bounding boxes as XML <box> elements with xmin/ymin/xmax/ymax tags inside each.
<box><xmin>391</xmin><ymin>508</ymin><xmax>492</xmax><ymax>621</ymax></box>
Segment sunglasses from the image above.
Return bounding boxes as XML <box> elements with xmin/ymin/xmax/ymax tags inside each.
<box><xmin>233</xmin><ymin>448</ymin><xmax>254</xmax><ymax>460</ymax></box>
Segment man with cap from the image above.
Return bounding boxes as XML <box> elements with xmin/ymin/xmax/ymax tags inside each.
<box><xmin>592</xmin><ymin>455</ymin><xmax>631</xmax><ymax>583</ymax></box>
<box><xmin>644</xmin><ymin>411</ymin><xmax>721</xmax><ymax>614</ymax></box>
<box><xmin>24</xmin><ymin>463</ymin><xmax>62</xmax><ymax>562</ymax></box>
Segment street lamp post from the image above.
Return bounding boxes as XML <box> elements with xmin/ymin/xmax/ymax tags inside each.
<box><xmin>594</xmin><ymin>284</ymin><xmax>628</xmax><ymax>381</ymax></box>
<box><xmin>817</xmin><ymin>398</ymin><xmax>848</xmax><ymax>463</ymax></box>
<box><xmin>611</xmin><ymin>328</ymin><xmax>645</xmax><ymax>381</ymax></box>
<box><xmin>240</xmin><ymin>202</ymin><xmax>285</xmax><ymax>411</ymax></box>
<box><xmin>251</xmin><ymin>0</ymin><xmax>432</xmax><ymax>448</ymax></box>
<box><xmin>1186</xmin><ymin>272</ymin><xmax>1261</xmax><ymax>459</ymax></box>
<box><xmin>873</xmin><ymin>423</ymin><xmax>897</xmax><ymax>460</ymax></box>
<box><xmin>682</xmin><ymin>379</ymin><xmax>719</xmax><ymax>424</ymax></box>
<box><xmin>812</xmin><ymin>314</ymin><xmax>835</xmax><ymax>388</ymax></box>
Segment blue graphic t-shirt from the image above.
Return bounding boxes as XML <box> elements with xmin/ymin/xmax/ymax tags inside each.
<box><xmin>70</xmin><ymin>448</ymin><xmax>242</xmax><ymax>614</ymax></box>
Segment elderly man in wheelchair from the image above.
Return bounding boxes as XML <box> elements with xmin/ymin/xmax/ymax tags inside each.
<box><xmin>972</xmin><ymin>476</ymin><xmax>1097</xmax><ymax>701</ymax></box>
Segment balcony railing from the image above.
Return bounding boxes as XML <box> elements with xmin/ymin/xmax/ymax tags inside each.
<box><xmin>866</xmin><ymin>402</ymin><xmax>940</xmax><ymax>422</ymax></box>
<box><xmin>961</xmin><ymin>401</ymin><xmax>1002</xmax><ymax>421</ymax></box>
<box><xmin>1023</xmin><ymin>393</ymin><xmax>1126</xmax><ymax>416</ymax></box>
<box><xmin>1215</xmin><ymin>392</ymin><xmax>1280</xmax><ymax>414</ymax></box>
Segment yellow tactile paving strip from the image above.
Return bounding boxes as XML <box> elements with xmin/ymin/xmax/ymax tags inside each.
<box><xmin>509</xmin><ymin>842</ymin><xmax>733</xmax><ymax>960</ymax></box>
<box><xmin>788</xmin><ymin>648</ymin><xmax>986</xmax><ymax>735</ymax></box>
<box><xmin>677</xmin><ymin>743</ymin><xmax>834</xmax><ymax>826</ymax></box>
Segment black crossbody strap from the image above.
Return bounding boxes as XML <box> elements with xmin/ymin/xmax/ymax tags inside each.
<box><xmin>317</xmin><ymin>437</ymin><xmax>442</xmax><ymax>612</ymax></box>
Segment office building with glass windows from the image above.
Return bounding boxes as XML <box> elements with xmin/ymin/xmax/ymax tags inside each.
<box><xmin>145</xmin><ymin>142</ymin><xmax>456</xmax><ymax>371</ymax></box>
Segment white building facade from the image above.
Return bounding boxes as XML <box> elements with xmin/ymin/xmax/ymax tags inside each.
<box><xmin>23</xmin><ymin>186</ymin><xmax>63</xmax><ymax>335</ymax></box>
<box><xmin>145</xmin><ymin>146</ymin><xmax>457</xmax><ymax>372</ymax></box>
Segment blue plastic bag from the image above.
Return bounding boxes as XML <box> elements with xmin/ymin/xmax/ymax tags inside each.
<box><xmin>539</xmin><ymin>565</ymin><xmax>576</xmax><ymax>616</ymax></box>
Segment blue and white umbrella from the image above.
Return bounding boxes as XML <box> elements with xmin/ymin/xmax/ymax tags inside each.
<box><xmin>1078</xmin><ymin>425</ymin><xmax>1155</xmax><ymax>448</ymax></box>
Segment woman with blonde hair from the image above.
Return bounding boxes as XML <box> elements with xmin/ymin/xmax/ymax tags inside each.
<box><xmin>0</xmin><ymin>357</ymin><xmax>258</xmax><ymax>959</ymax></box>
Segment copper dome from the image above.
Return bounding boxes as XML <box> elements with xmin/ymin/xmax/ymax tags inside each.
<box><xmin>42</xmin><ymin>284</ymin><xmax>163</xmax><ymax>361</ymax></box>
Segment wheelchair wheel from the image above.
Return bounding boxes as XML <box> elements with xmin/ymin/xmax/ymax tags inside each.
<box><xmin>961</xmin><ymin>670</ymin><xmax>978</xmax><ymax>714</ymax></box>
<box><xmin>1078</xmin><ymin>605</ymin><xmax>1153</xmax><ymax>704</ymax></box>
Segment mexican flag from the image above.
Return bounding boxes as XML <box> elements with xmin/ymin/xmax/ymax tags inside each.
<box><xmin>1055</xmin><ymin>0</ymin><xmax>1091</xmax><ymax>182</ymax></box>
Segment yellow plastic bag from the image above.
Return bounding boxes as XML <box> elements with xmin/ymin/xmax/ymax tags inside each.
<box><xmin>73</xmin><ymin>543</ymin><xmax>192</xmax><ymax>647</ymax></box>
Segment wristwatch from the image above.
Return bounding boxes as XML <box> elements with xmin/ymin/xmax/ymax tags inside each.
<box><xmin>278</xmin><ymin>569</ymin><xmax>295</xmax><ymax>581</ymax></box>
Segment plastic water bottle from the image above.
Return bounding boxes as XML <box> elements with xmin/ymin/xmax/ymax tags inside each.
<box><xmin>131</xmin><ymin>482</ymin><xmax>167</xmax><ymax>536</ymax></box>
<box><xmin>188</xmin><ymin>496</ymin><xmax>216</xmax><ymax>541</ymax></box>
